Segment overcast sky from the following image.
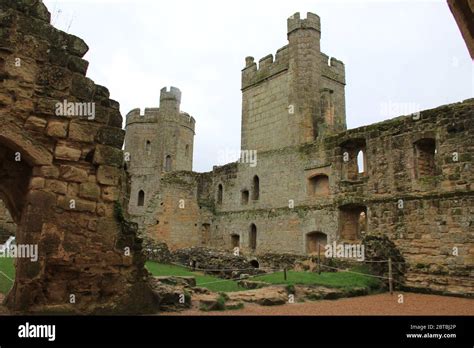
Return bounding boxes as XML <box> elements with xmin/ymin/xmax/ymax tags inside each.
<box><xmin>44</xmin><ymin>0</ymin><xmax>473</xmax><ymax>173</ymax></box>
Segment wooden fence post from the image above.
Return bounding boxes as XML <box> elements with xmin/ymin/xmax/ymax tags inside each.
<box><xmin>388</xmin><ymin>257</ymin><xmax>393</xmax><ymax>295</ymax></box>
<box><xmin>317</xmin><ymin>243</ymin><xmax>321</xmax><ymax>275</ymax></box>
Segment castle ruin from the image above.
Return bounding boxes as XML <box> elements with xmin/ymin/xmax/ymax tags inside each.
<box><xmin>124</xmin><ymin>13</ymin><xmax>474</xmax><ymax>296</ymax></box>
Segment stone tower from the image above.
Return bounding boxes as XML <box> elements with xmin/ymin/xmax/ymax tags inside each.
<box><xmin>124</xmin><ymin>87</ymin><xmax>195</xmax><ymax>216</ymax></box>
<box><xmin>241</xmin><ymin>12</ymin><xmax>346</xmax><ymax>153</ymax></box>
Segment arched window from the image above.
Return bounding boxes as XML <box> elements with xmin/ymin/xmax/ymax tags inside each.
<box><xmin>306</xmin><ymin>231</ymin><xmax>327</xmax><ymax>254</ymax></box>
<box><xmin>357</xmin><ymin>150</ymin><xmax>365</xmax><ymax>174</ymax></box>
<box><xmin>217</xmin><ymin>184</ymin><xmax>223</xmax><ymax>205</ymax></box>
<box><xmin>340</xmin><ymin>139</ymin><xmax>367</xmax><ymax>180</ymax></box>
<box><xmin>165</xmin><ymin>155</ymin><xmax>172</xmax><ymax>172</ymax></box>
<box><xmin>252</xmin><ymin>175</ymin><xmax>260</xmax><ymax>200</ymax></box>
<box><xmin>145</xmin><ymin>140</ymin><xmax>151</xmax><ymax>155</ymax></box>
<box><xmin>249</xmin><ymin>224</ymin><xmax>257</xmax><ymax>250</ymax></box>
<box><xmin>138</xmin><ymin>190</ymin><xmax>145</xmax><ymax>207</ymax></box>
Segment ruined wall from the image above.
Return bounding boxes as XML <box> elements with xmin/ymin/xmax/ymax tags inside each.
<box><xmin>0</xmin><ymin>200</ymin><xmax>16</xmax><ymax>241</ymax></box>
<box><xmin>143</xmin><ymin>171</ymin><xmax>213</xmax><ymax>250</ymax></box>
<box><xmin>130</xmin><ymin>12</ymin><xmax>472</xmax><ymax>296</ymax></box>
<box><xmin>147</xmin><ymin>99</ymin><xmax>473</xmax><ymax>295</ymax></box>
<box><xmin>0</xmin><ymin>0</ymin><xmax>154</xmax><ymax>313</ymax></box>
<box><xmin>211</xmin><ymin>100</ymin><xmax>473</xmax><ymax>294</ymax></box>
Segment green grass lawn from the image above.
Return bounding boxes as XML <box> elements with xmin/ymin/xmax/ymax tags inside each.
<box><xmin>0</xmin><ymin>258</ymin><xmax>381</xmax><ymax>296</ymax></box>
<box><xmin>0</xmin><ymin>257</ymin><xmax>15</xmax><ymax>294</ymax></box>
<box><xmin>146</xmin><ymin>262</ymin><xmax>382</xmax><ymax>293</ymax></box>
<box><xmin>145</xmin><ymin>261</ymin><xmax>246</xmax><ymax>292</ymax></box>
<box><xmin>252</xmin><ymin>265</ymin><xmax>381</xmax><ymax>290</ymax></box>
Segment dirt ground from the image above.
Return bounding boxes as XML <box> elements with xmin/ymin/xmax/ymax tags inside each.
<box><xmin>163</xmin><ymin>292</ymin><xmax>474</xmax><ymax>316</ymax></box>
<box><xmin>0</xmin><ymin>292</ymin><xmax>472</xmax><ymax>316</ymax></box>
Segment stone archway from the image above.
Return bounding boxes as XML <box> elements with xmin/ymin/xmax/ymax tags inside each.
<box><xmin>0</xmin><ymin>1</ymin><xmax>154</xmax><ymax>313</ymax></box>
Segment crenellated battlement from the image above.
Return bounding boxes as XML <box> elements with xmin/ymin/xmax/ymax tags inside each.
<box><xmin>126</xmin><ymin>86</ymin><xmax>196</xmax><ymax>128</ymax></box>
<box><xmin>160</xmin><ymin>86</ymin><xmax>182</xmax><ymax>104</ymax></box>
<box><xmin>125</xmin><ymin>107</ymin><xmax>195</xmax><ymax>131</ymax></box>
<box><xmin>160</xmin><ymin>111</ymin><xmax>196</xmax><ymax>132</ymax></box>
<box><xmin>287</xmin><ymin>12</ymin><xmax>321</xmax><ymax>35</ymax></box>
<box><xmin>321</xmin><ymin>53</ymin><xmax>346</xmax><ymax>85</ymax></box>
<box><xmin>241</xmin><ymin>11</ymin><xmax>347</xmax><ymax>152</ymax></box>
<box><xmin>241</xmin><ymin>45</ymin><xmax>290</xmax><ymax>90</ymax></box>
<box><xmin>125</xmin><ymin>107</ymin><xmax>160</xmax><ymax>126</ymax></box>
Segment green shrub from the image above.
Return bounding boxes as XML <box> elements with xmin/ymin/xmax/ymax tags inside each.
<box><xmin>286</xmin><ymin>284</ymin><xmax>295</xmax><ymax>294</ymax></box>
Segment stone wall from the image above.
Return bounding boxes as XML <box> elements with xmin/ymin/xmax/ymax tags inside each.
<box><xmin>145</xmin><ymin>99</ymin><xmax>473</xmax><ymax>296</ymax></box>
<box><xmin>241</xmin><ymin>12</ymin><xmax>346</xmax><ymax>153</ymax></box>
<box><xmin>0</xmin><ymin>0</ymin><xmax>154</xmax><ymax>313</ymax></box>
<box><xmin>0</xmin><ymin>200</ymin><xmax>16</xmax><ymax>242</ymax></box>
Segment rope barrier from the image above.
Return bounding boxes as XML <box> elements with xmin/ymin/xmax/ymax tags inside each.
<box><xmin>169</xmin><ymin>261</ymin><xmax>279</xmax><ymax>273</ymax></box>
<box><xmin>160</xmin><ymin>258</ymin><xmax>407</xmax><ymax>287</ymax></box>
<box><xmin>319</xmin><ymin>264</ymin><xmax>390</xmax><ymax>280</ymax></box>
<box><xmin>0</xmin><ymin>270</ymin><xmax>13</xmax><ymax>283</ymax></box>
<box><xmin>363</xmin><ymin>260</ymin><xmax>389</xmax><ymax>263</ymax></box>
<box><xmin>197</xmin><ymin>269</ymin><xmax>285</xmax><ymax>286</ymax></box>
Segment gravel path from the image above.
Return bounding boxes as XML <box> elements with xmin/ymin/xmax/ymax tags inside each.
<box><xmin>164</xmin><ymin>292</ymin><xmax>474</xmax><ymax>316</ymax></box>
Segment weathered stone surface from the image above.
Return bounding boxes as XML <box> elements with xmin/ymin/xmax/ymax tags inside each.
<box><xmin>101</xmin><ymin>186</ymin><xmax>119</xmax><ymax>202</ymax></box>
<box><xmin>69</xmin><ymin>122</ymin><xmax>98</xmax><ymax>143</ymax></box>
<box><xmin>142</xmin><ymin>240</ymin><xmax>172</xmax><ymax>263</ymax></box>
<box><xmin>45</xmin><ymin>179</ymin><xmax>67</xmax><ymax>195</ymax></box>
<box><xmin>154</xmin><ymin>276</ymin><xmax>196</xmax><ymax>287</ymax></box>
<box><xmin>24</xmin><ymin>116</ymin><xmax>47</xmax><ymax>131</ymax></box>
<box><xmin>29</xmin><ymin>177</ymin><xmax>45</xmax><ymax>190</ymax></box>
<box><xmin>54</xmin><ymin>143</ymin><xmax>82</xmax><ymax>161</ymax></box>
<box><xmin>148</xmin><ymin>277</ymin><xmax>191</xmax><ymax>311</ymax></box>
<box><xmin>0</xmin><ymin>0</ymin><xmax>156</xmax><ymax>314</ymax></box>
<box><xmin>227</xmin><ymin>287</ymin><xmax>288</xmax><ymax>306</ymax></box>
<box><xmin>59</xmin><ymin>165</ymin><xmax>88</xmax><ymax>183</ymax></box>
<box><xmin>96</xmin><ymin>126</ymin><xmax>125</xmax><ymax>149</ymax></box>
<box><xmin>237</xmin><ymin>280</ymin><xmax>270</xmax><ymax>290</ymax></box>
<box><xmin>46</xmin><ymin>120</ymin><xmax>68</xmax><ymax>138</ymax></box>
<box><xmin>97</xmin><ymin>165</ymin><xmax>121</xmax><ymax>186</ymax></box>
<box><xmin>79</xmin><ymin>182</ymin><xmax>101</xmax><ymax>201</ymax></box>
<box><xmin>93</xmin><ymin>144</ymin><xmax>123</xmax><ymax>167</ymax></box>
<box><xmin>171</xmin><ymin>247</ymin><xmax>263</xmax><ymax>278</ymax></box>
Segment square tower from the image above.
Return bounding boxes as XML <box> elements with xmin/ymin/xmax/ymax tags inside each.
<box><xmin>241</xmin><ymin>12</ymin><xmax>346</xmax><ymax>153</ymax></box>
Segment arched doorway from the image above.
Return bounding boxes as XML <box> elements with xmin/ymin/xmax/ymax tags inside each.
<box><xmin>0</xmin><ymin>133</ymin><xmax>41</xmax><ymax>310</ymax></box>
<box><xmin>0</xmin><ymin>198</ymin><xmax>18</xmax><ymax>295</ymax></box>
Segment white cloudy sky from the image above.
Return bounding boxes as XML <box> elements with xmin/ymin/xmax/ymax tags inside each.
<box><xmin>43</xmin><ymin>0</ymin><xmax>473</xmax><ymax>173</ymax></box>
